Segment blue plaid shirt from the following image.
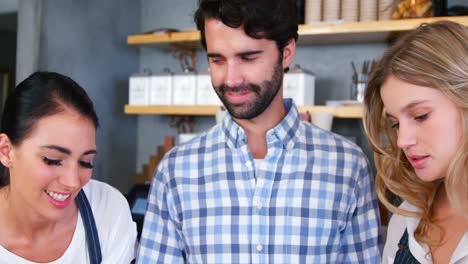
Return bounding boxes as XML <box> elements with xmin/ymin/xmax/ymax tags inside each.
<box><xmin>137</xmin><ymin>99</ymin><xmax>381</xmax><ymax>263</ymax></box>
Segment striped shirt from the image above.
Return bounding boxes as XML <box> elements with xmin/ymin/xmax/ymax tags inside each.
<box><xmin>137</xmin><ymin>99</ymin><xmax>381</xmax><ymax>263</ymax></box>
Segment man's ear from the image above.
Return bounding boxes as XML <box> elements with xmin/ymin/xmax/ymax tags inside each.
<box><xmin>282</xmin><ymin>39</ymin><xmax>296</xmax><ymax>70</ymax></box>
<box><xmin>0</xmin><ymin>134</ymin><xmax>13</xmax><ymax>168</ymax></box>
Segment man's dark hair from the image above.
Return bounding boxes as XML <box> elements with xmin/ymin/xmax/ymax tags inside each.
<box><xmin>194</xmin><ymin>0</ymin><xmax>298</xmax><ymax>53</ymax></box>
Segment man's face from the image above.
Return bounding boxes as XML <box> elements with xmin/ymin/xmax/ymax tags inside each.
<box><xmin>204</xmin><ymin>19</ymin><xmax>286</xmax><ymax>120</ymax></box>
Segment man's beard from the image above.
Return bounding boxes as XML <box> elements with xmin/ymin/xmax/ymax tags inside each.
<box><xmin>214</xmin><ymin>59</ymin><xmax>283</xmax><ymax>120</ymax></box>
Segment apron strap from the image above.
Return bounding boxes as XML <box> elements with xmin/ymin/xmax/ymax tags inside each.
<box><xmin>77</xmin><ymin>189</ymin><xmax>102</xmax><ymax>264</ymax></box>
<box><xmin>394</xmin><ymin>229</ymin><xmax>420</xmax><ymax>264</ymax></box>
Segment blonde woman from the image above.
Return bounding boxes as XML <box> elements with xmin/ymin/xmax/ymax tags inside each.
<box><xmin>363</xmin><ymin>21</ymin><xmax>468</xmax><ymax>263</ymax></box>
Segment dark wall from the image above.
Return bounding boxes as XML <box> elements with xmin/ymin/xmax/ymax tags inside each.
<box><xmin>0</xmin><ymin>31</ymin><xmax>16</xmax><ymax>71</ymax></box>
<box><xmin>0</xmin><ymin>12</ymin><xmax>17</xmax><ymax>81</ymax></box>
<box><xmin>37</xmin><ymin>0</ymin><xmax>140</xmax><ymax>192</ymax></box>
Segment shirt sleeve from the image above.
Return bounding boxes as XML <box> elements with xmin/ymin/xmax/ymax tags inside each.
<box><xmin>101</xmin><ymin>193</ymin><xmax>138</xmax><ymax>264</ymax></box>
<box><xmin>136</xmin><ymin>159</ymin><xmax>186</xmax><ymax>264</ymax></box>
<box><xmin>340</xmin><ymin>153</ymin><xmax>382</xmax><ymax>263</ymax></box>
<box><xmin>85</xmin><ymin>180</ymin><xmax>138</xmax><ymax>264</ymax></box>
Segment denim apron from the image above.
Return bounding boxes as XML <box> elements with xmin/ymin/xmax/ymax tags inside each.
<box><xmin>394</xmin><ymin>229</ymin><xmax>420</xmax><ymax>264</ymax></box>
<box><xmin>76</xmin><ymin>190</ymin><xmax>102</xmax><ymax>264</ymax></box>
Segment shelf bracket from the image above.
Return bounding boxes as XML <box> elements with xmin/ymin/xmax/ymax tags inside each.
<box><xmin>169</xmin><ymin>116</ymin><xmax>195</xmax><ymax>133</ymax></box>
<box><xmin>170</xmin><ymin>44</ymin><xmax>198</xmax><ymax>72</ymax></box>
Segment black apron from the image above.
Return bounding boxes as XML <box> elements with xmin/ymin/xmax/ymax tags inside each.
<box><xmin>76</xmin><ymin>189</ymin><xmax>102</xmax><ymax>264</ymax></box>
<box><xmin>394</xmin><ymin>229</ymin><xmax>420</xmax><ymax>264</ymax></box>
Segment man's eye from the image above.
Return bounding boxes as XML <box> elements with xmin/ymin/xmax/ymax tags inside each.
<box><xmin>79</xmin><ymin>161</ymin><xmax>94</xmax><ymax>169</ymax></box>
<box><xmin>43</xmin><ymin>157</ymin><xmax>62</xmax><ymax>166</ymax></box>
<box><xmin>209</xmin><ymin>58</ymin><xmax>223</xmax><ymax>64</ymax></box>
<box><xmin>242</xmin><ymin>57</ymin><xmax>256</xmax><ymax>62</ymax></box>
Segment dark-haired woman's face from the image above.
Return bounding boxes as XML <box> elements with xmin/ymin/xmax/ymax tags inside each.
<box><xmin>4</xmin><ymin>109</ymin><xmax>96</xmax><ymax>221</ymax></box>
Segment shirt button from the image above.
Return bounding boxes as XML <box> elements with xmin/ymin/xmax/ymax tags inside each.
<box><xmin>245</xmin><ymin>160</ymin><xmax>252</xmax><ymax>169</ymax></box>
<box><xmin>256</xmin><ymin>200</ymin><xmax>263</xmax><ymax>210</ymax></box>
<box><xmin>256</xmin><ymin>244</ymin><xmax>263</xmax><ymax>252</ymax></box>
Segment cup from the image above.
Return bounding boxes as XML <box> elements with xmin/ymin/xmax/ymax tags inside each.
<box><xmin>323</xmin><ymin>0</ymin><xmax>340</xmax><ymax>21</ymax></box>
<box><xmin>305</xmin><ymin>0</ymin><xmax>322</xmax><ymax>23</ymax></box>
<box><xmin>178</xmin><ymin>133</ymin><xmax>198</xmax><ymax>144</ymax></box>
<box><xmin>215</xmin><ymin>107</ymin><xmax>227</xmax><ymax>124</ymax></box>
<box><xmin>352</xmin><ymin>73</ymin><xmax>368</xmax><ymax>102</ymax></box>
<box><xmin>311</xmin><ymin>112</ymin><xmax>334</xmax><ymax>131</ymax></box>
<box><xmin>342</xmin><ymin>0</ymin><xmax>359</xmax><ymax>22</ymax></box>
<box><xmin>360</xmin><ymin>0</ymin><xmax>377</xmax><ymax>21</ymax></box>
<box><xmin>378</xmin><ymin>0</ymin><xmax>394</xmax><ymax>20</ymax></box>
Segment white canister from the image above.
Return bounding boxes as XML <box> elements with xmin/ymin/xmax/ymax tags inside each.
<box><xmin>196</xmin><ymin>73</ymin><xmax>221</xmax><ymax>105</ymax></box>
<box><xmin>149</xmin><ymin>73</ymin><xmax>173</xmax><ymax>105</ymax></box>
<box><xmin>128</xmin><ymin>75</ymin><xmax>150</xmax><ymax>105</ymax></box>
<box><xmin>283</xmin><ymin>68</ymin><xmax>315</xmax><ymax>106</ymax></box>
<box><xmin>172</xmin><ymin>73</ymin><xmax>197</xmax><ymax>105</ymax></box>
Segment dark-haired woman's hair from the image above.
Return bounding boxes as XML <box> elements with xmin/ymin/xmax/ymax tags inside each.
<box><xmin>194</xmin><ymin>0</ymin><xmax>299</xmax><ymax>53</ymax></box>
<box><xmin>0</xmin><ymin>71</ymin><xmax>99</xmax><ymax>187</ymax></box>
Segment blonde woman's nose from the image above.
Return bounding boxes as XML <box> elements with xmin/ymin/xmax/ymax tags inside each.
<box><xmin>397</xmin><ymin>123</ymin><xmax>417</xmax><ymax>149</ymax></box>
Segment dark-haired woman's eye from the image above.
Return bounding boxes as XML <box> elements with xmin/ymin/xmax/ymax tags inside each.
<box><xmin>43</xmin><ymin>157</ymin><xmax>62</xmax><ymax>166</ymax></box>
<box><xmin>79</xmin><ymin>161</ymin><xmax>94</xmax><ymax>169</ymax></box>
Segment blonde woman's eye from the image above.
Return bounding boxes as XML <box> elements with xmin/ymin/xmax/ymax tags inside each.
<box><xmin>415</xmin><ymin>113</ymin><xmax>429</xmax><ymax>122</ymax></box>
<box><xmin>43</xmin><ymin>157</ymin><xmax>62</xmax><ymax>166</ymax></box>
<box><xmin>387</xmin><ymin>119</ymin><xmax>399</xmax><ymax>129</ymax></box>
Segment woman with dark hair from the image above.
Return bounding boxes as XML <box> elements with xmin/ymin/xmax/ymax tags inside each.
<box><xmin>0</xmin><ymin>72</ymin><xmax>137</xmax><ymax>263</ymax></box>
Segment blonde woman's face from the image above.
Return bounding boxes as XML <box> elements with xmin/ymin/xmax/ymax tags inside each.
<box><xmin>381</xmin><ymin>75</ymin><xmax>462</xmax><ymax>182</ymax></box>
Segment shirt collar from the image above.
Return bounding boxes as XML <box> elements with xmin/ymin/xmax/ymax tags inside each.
<box><xmin>221</xmin><ymin>98</ymin><xmax>301</xmax><ymax>151</ymax></box>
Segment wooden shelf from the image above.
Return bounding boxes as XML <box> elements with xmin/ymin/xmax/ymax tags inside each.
<box><xmin>125</xmin><ymin>17</ymin><xmax>466</xmax><ymax>119</ymax></box>
<box><xmin>124</xmin><ymin>104</ymin><xmax>363</xmax><ymax>118</ymax></box>
<box><xmin>299</xmin><ymin>105</ymin><xmax>363</xmax><ymax>118</ymax></box>
<box><xmin>128</xmin><ymin>16</ymin><xmax>468</xmax><ymax>47</ymax></box>
<box><xmin>124</xmin><ymin>105</ymin><xmax>220</xmax><ymax>116</ymax></box>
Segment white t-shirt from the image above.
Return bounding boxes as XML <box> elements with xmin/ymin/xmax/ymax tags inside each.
<box><xmin>383</xmin><ymin>201</ymin><xmax>468</xmax><ymax>264</ymax></box>
<box><xmin>0</xmin><ymin>180</ymin><xmax>137</xmax><ymax>264</ymax></box>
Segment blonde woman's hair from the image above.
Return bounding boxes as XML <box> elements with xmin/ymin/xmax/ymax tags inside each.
<box><xmin>363</xmin><ymin>20</ymin><xmax>468</xmax><ymax>245</ymax></box>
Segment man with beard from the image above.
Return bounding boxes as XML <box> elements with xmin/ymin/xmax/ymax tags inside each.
<box><xmin>137</xmin><ymin>0</ymin><xmax>382</xmax><ymax>263</ymax></box>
